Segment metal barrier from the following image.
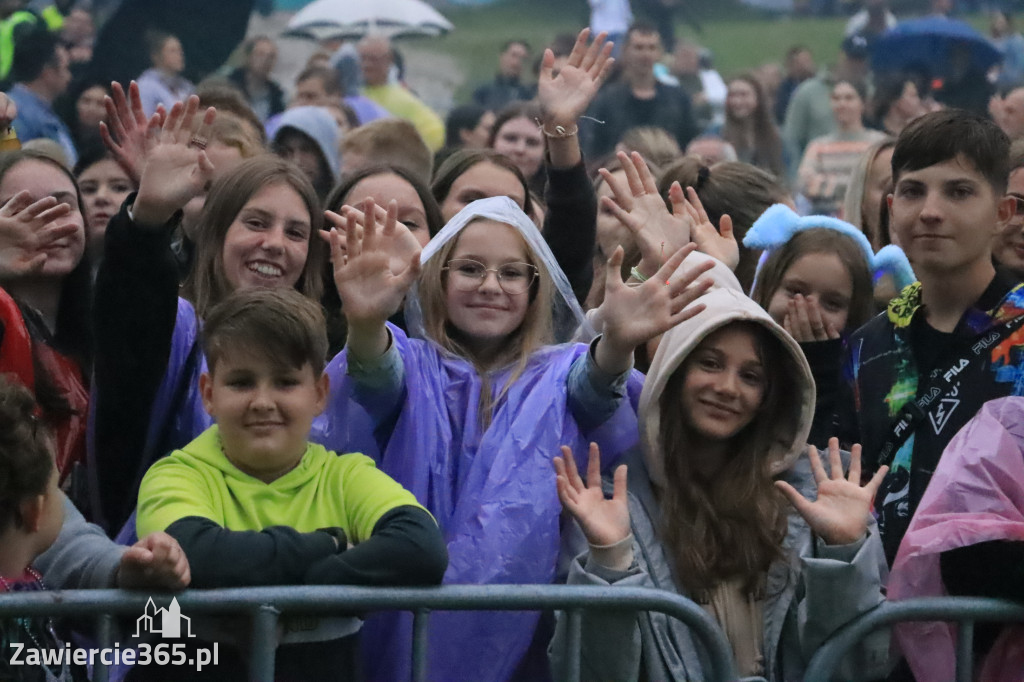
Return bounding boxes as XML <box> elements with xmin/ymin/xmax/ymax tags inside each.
<box><xmin>0</xmin><ymin>584</ymin><xmax>740</xmax><ymax>682</ymax></box>
<box><xmin>805</xmin><ymin>597</ymin><xmax>1024</xmax><ymax>682</ymax></box>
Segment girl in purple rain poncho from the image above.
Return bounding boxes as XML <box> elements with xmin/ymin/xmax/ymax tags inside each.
<box><xmin>326</xmin><ymin>195</ymin><xmax>714</xmax><ymax>682</ymax></box>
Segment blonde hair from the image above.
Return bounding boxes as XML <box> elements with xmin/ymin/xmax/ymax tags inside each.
<box><xmin>842</xmin><ymin>137</ymin><xmax>896</xmax><ymax>240</ymax></box>
<box><xmin>618</xmin><ymin>126</ymin><xmax>682</xmax><ymax>171</ymax></box>
<box><xmin>342</xmin><ymin>119</ymin><xmax>433</xmax><ymax>182</ymax></box>
<box><xmin>418</xmin><ymin>218</ymin><xmax>555</xmax><ymax>422</ymax></box>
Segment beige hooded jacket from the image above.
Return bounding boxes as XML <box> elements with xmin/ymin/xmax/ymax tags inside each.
<box><xmin>552</xmin><ymin>252</ymin><xmax>889</xmax><ymax>682</ymax></box>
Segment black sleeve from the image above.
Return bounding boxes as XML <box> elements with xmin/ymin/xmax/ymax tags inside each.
<box><xmin>542</xmin><ymin>161</ymin><xmax>597</xmax><ymax>305</ymax></box>
<box><xmin>304</xmin><ymin>506</ymin><xmax>448</xmax><ymax>587</ymax></box>
<box><xmin>834</xmin><ymin>340</ymin><xmax>863</xmax><ymax>468</ymax></box>
<box><xmin>91</xmin><ymin>196</ymin><xmax>182</xmax><ymax>532</ymax></box>
<box><xmin>941</xmin><ymin>541</ymin><xmax>1024</xmax><ymax>602</ymax></box>
<box><xmin>801</xmin><ymin>338</ymin><xmax>843</xmax><ymax>449</ymax></box>
<box><xmin>165</xmin><ymin>516</ymin><xmax>339</xmax><ymax>588</ymax></box>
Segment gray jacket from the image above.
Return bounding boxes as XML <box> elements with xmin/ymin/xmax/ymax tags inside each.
<box><xmin>550</xmin><ymin>448</ymin><xmax>891</xmax><ymax>682</ymax></box>
<box><xmin>33</xmin><ymin>496</ymin><xmax>126</xmax><ymax>589</ymax></box>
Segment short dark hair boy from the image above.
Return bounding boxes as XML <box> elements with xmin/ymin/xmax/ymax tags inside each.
<box><xmin>836</xmin><ymin>108</ymin><xmax>1024</xmax><ymax>563</ymax></box>
<box><xmin>138</xmin><ymin>288</ymin><xmax>447</xmax><ymax>678</ymax></box>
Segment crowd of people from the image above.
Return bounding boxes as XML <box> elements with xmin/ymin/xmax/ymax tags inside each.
<box><xmin>2</xmin><ymin>0</ymin><xmax>1024</xmax><ymax>680</ymax></box>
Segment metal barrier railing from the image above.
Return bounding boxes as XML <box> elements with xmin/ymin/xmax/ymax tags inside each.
<box><xmin>804</xmin><ymin>597</ymin><xmax>1024</xmax><ymax>682</ymax></box>
<box><xmin>0</xmin><ymin>584</ymin><xmax>740</xmax><ymax>682</ymax></box>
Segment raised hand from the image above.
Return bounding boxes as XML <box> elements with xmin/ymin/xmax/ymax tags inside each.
<box><xmin>554</xmin><ymin>443</ymin><xmax>630</xmax><ymax>547</ymax></box>
<box><xmin>599</xmin><ymin>151</ymin><xmax>693</xmax><ymax>278</ymax></box>
<box><xmin>675</xmin><ymin>185</ymin><xmax>739</xmax><ymax>271</ymax></box>
<box><xmin>99</xmin><ymin>81</ymin><xmax>164</xmax><ymax>184</ymax></box>
<box><xmin>0</xmin><ymin>191</ymin><xmax>78</xmax><ymax>279</ymax></box>
<box><xmin>330</xmin><ymin>198</ymin><xmax>421</xmax><ymax>328</ymax></box>
<box><xmin>132</xmin><ymin>95</ymin><xmax>216</xmax><ymax>227</ymax></box>
<box><xmin>537</xmin><ymin>28</ymin><xmax>614</xmax><ymax>130</ymax></box>
<box><xmin>321</xmin><ymin>202</ymin><xmax>421</xmax><ymax>278</ymax></box>
<box><xmin>595</xmin><ymin>243</ymin><xmax>714</xmax><ymax>375</ymax></box>
<box><xmin>783</xmin><ymin>294</ymin><xmax>841</xmax><ymax>343</ymax></box>
<box><xmin>775</xmin><ymin>438</ymin><xmax>888</xmax><ymax>546</ymax></box>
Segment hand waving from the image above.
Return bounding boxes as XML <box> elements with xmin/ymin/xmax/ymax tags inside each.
<box><xmin>537</xmin><ymin>28</ymin><xmax>614</xmax><ymax>129</ymax></box>
<box><xmin>322</xmin><ymin>202</ymin><xmax>421</xmax><ymax>279</ymax></box>
<box><xmin>132</xmin><ymin>96</ymin><xmax>216</xmax><ymax>226</ymax></box>
<box><xmin>554</xmin><ymin>443</ymin><xmax>630</xmax><ymax>547</ymax></box>
<box><xmin>0</xmin><ymin>191</ymin><xmax>79</xmax><ymax>279</ymax></box>
<box><xmin>599</xmin><ymin>152</ymin><xmax>692</xmax><ymax>277</ymax></box>
<box><xmin>674</xmin><ymin>184</ymin><xmax>739</xmax><ymax>271</ymax></box>
<box><xmin>595</xmin><ymin>243</ymin><xmax>714</xmax><ymax>374</ymax></box>
<box><xmin>99</xmin><ymin>81</ymin><xmax>164</xmax><ymax>184</ymax></box>
<box><xmin>330</xmin><ymin>198</ymin><xmax>421</xmax><ymax>327</ymax></box>
<box><xmin>775</xmin><ymin>438</ymin><xmax>888</xmax><ymax>546</ymax></box>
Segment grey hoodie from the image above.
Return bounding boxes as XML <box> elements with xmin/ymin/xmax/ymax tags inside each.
<box><xmin>551</xmin><ymin>254</ymin><xmax>890</xmax><ymax>681</ymax></box>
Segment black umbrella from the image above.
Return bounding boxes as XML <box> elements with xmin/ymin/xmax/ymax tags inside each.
<box><xmin>86</xmin><ymin>0</ymin><xmax>255</xmax><ymax>86</ymax></box>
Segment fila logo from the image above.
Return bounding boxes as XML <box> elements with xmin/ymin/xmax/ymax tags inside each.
<box><xmin>942</xmin><ymin>358</ymin><xmax>969</xmax><ymax>382</ymax></box>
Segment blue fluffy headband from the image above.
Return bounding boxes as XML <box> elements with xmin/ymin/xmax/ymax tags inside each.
<box><xmin>743</xmin><ymin>204</ymin><xmax>916</xmax><ymax>294</ymax></box>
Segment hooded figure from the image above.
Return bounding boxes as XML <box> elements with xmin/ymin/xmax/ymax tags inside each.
<box><xmin>322</xmin><ymin>197</ymin><xmax>647</xmax><ymax>682</ymax></box>
<box><xmin>271</xmin><ymin>106</ymin><xmax>340</xmax><ymax>200</ymax></box>
<box><xmin>550</xmin><ymin>252</ymin><xmax>891</xmax><ymax>681</ymax></box>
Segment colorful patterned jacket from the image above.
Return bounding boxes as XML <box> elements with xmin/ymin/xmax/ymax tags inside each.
<box><xmin>836</xmin><ymin>272</ymin><xmax>1024</xmax><ymax>563</ymax></box>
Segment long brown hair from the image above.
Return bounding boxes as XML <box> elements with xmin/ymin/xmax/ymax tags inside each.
<box><xmin>657</xmin><ymin>321</ymin><xmax>798</xmax><ymax>598</ymax></box>
<box><xmin>418</xmin><ymin>217</ymin><xmax>554</xmax><ymax>422</ymax></box>
<box><xmin>722</xmin><ymin>74</ymin><xmax>785</xmax><ymax>179</ymax></box>
<box><xmin>181</xmin><ymin>155</ymin><xmax>324</xmax><ymax>319</ymax></box>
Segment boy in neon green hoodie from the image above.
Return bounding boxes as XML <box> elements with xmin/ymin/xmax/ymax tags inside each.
<box><xmin>135</xmin><ymin>288</ymin><xmax>447</xmax><ymax>680</ymax></box>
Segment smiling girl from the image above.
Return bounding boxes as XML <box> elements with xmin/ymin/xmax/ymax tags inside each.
<box><xmin>551</xmin><ymin>274</ymin><xmax>889</xmax><ymax>681</ymax></box>
<box><xmin>327</xmin><ymin>195</ymin><xmax>712</xmax><ymax>682</ymax></box>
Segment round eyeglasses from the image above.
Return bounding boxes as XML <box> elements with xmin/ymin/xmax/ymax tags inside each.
<box><xmin>443</xmin><ymin>259</ymin><xmax>539</xmax><ymax>295</ymax></box>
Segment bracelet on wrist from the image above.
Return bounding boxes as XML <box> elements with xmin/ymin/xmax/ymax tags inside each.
<box><xmin>534</xmin><ymin>118</ymin><xmax>579</xmax><ymax>139</ymax></box>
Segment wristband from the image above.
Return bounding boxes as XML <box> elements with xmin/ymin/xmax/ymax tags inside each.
<box><xmin>535</xmin><ymin>118</ymin><xmax>579</xmax><ymax>139</ymax></box>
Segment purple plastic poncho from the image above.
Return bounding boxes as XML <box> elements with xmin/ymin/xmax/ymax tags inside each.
<box><xmin>324</xmin><ymin>196</ymin><xmax>644</xmax><ymax>682</ymax></box>
<box><xmin>323</xmin><ymin>325</ymin><xmax>643</xmax><ymax>682</ymax></box>
<box><xmin>889</xmin><ymin>397</ymin><xmax>1024</xmax><ymax>681</ymax></box>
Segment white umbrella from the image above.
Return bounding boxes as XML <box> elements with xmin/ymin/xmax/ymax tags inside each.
<box><xmin>285</xmin><ymin>0</ymin><xmax>454</xmax><ymax>41</ymax></box>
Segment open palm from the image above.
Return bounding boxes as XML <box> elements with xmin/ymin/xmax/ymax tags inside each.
<box><xmin>330</xmin><ymin>199</ymin><xmax>421</xmax><ymax>326</ymax></box>
<box><xmin>537</xmin><ymin>28</ymin><xmax>614</xmax><ymax>126</ymax></box>
<box><xmin>776</xmin><ymin>438</ymin><xmax>888</xmax><ymax>546</ymax></box>
<box><xmin>600</xmin><ymin>243</ymin><xmax>714</xmax><ymax>356</ymax></box>
<box><xmin>554</xmin><ymin>443</ymin><xmax>630</xmax><ymax>547</ymax></box>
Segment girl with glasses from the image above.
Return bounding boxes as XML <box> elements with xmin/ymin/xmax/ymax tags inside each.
<box><xmin>326</xmin><ymin>195</ymin><xmax>713</xmax><ymax>682</ymax></box>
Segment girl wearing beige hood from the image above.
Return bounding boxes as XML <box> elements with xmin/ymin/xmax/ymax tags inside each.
<box><xmin>550</xmin><ymin>252</ymin><xmax>892</xmax><ymax>681</ymax></box>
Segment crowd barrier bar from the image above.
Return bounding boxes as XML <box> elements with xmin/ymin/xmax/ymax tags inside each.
<box><xmin>0</xmin><ymin>584</ymin><xmax>741</xmax><ymax>682</ymax></box>
<box><xmin>804</xmin><ymin>597</ymin><xmax>1024</xmax><ymax>682</ymax></box>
